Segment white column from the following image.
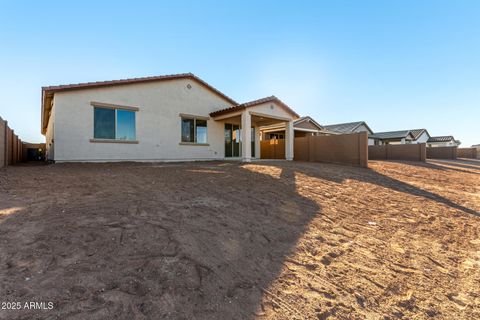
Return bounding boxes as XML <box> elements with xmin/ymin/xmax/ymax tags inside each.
<box><xmin>241</xmin><ymin>111</ymin><xmax>251</xmax><ymax>162</ymax></box>
<box><xmin>255</xmin><ymin>127</ymin><xmax>261</xmax><ymax>159</ymax></box>
<box><xmin>285</xmin><ymin>120</ymin><xmax>294</xmax><ymax>160</ymax></box>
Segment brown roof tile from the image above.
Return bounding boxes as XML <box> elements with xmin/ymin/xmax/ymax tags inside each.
<box><xmin>209</xmin><ymin>96</ymin><xmax>300</xmax><ymax>118</ymax></box>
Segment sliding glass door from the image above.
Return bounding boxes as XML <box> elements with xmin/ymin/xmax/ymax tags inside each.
<box><xmin>224</xmin><ymin>124</ymin><xmax>240</xmax><ymax>157</ymax></box>
<box><xmin>224</xmin><ymin>124</ymin><xmax>256</xmax><ymax>158</ymax></box>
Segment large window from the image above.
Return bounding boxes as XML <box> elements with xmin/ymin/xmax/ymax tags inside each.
<box><xmin>94</xmin><ymin>107</ymin><xmax>136</xmax><ymax>141</ymax></box>
<box><xmin>181</xmin><ymin>116</ymin><xmax>208</xmax><ymax>144</ymax></box>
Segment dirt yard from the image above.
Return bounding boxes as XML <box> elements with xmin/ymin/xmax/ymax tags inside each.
<box><xmin>0</xmin><ymin>159</ymin><xmax>479</xmax><ymax>319</ymax></box>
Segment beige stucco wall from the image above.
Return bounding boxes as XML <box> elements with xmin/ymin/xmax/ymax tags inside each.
<box><xmin>245</xmin><ymin>101</ymin><xmax>294</xmax><ymax>120</ymax></box>
<box><xmin>52</xmin><ymin>79</ymin><xmax>235</xmax><ymax>162</ymax></box>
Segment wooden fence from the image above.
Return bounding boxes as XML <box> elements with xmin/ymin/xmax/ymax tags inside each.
<box><xmin>260</xmin><ymin>139</ymin><xmax>285</xmax><ymax>159</ymax></box>
<box><xmin>457</xmin><ymin>148</ymin><xmax>478</xmax><ymax>159</ymax></box>
<box><xmin>426</xmin><ymin>146</ymin><xmax>457</xmax><ymax>160</ymax></box>
<box><xmin>369</xmin><ymin>143</ymin><xmax>426</xmax><ymax>162</ymax></box>
<box><xmin>294</xmin><ymin>132</ymin><xmax>368</xmax><ymax>167</ymax></box>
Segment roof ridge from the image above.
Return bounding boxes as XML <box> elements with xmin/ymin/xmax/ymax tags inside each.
<box><xmin>41</xmin><ymin>73</ymin><xmax>195</xmax><ymax>90</ymax></box>
<box><xmin>210</xmin><ymin>95</ymin><xmax>299</xmax><ymax>118</ymax></box>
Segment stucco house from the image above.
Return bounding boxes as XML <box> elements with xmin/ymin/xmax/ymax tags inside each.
<box><xmin>408</xmin><ymin>129</ymin><xmax>430</xmax><ymax>144</ymax></box>
<box><xmin>370</xmin><ymin>128</ymin><xmax>430</xmax><ymax>145</ymax></box>
<box><xmin>427</xmin><ymin>136</ymin><xmax>461</xmax><ymax>147</ymax></box>
<box><xmin>323</xmin><ymin>121</ymin><xmax>375</xmax><ymax>145</ymax></box>
<box><xmin>41</xmin><ymin>73</ymin><xmax>300</xmax><ymax>163</ymax></box>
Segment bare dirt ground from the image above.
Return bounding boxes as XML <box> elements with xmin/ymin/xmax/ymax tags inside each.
<box><xmin>0</xmin><ymin>159</ymin><xmax>479</xmax><ymax>320</ymax></box>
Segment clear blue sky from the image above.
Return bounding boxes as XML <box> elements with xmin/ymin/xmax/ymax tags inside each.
<box><xmin>0</xmin><ymin>0</ymin><xmax>479</xmax><ymax>146</ymax></box>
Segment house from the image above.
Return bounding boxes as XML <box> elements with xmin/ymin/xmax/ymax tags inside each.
<box><xmin>370</xmin><ymin>130</ymin><xmax>416</xmax><ymax>145</ymax></box>
<box><xmin>408</xmin><ymin>129</ymin><xmax>430</xmax><ymax>143</ymax></box>
<box><xmin>41</xmin><ymin>73</ymin><xmax>300</xmax><ymax>163</ymax></box>
<box><xmin>427</xmin><ymin>136</ymin><xmax>461</xmax><ymax>147</ymax></box>
<box><xmin>323</xmin><ymin>121</ymin><xmax>375</xmax><ymax>145</ymax></box>
<box><xmin>370</xmin><ymin>128</ymin><xmax>430</xmax><ymax>145</ymax></box>
<box><xmin>259</xmin><ymin>116</ymin><xmax>325</xmax><ymax>140</ymax></box>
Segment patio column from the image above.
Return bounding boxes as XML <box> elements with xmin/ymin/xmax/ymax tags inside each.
<box><xmin>241</xmin><ymin>111</ymin><xmax>251</xmax><ymax>162</ymax></box>
<box><xmin>285</xmin><ymin>120</ymin><xmax>294</xmax><ymax>160</ymax></box>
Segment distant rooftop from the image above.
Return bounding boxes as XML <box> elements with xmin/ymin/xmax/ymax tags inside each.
<box><xmin>370</xmin><ymin>130</ymin><xmax>413</xmax><ymax>140</ymax></box>
<box><xmin>428</xmin><ymin>136</ymin><xmax>455</xmax><ymax>143</ymax></box>
<box><xmin>408</xmin><ymin>129</ymin><xmax>429</xmax><ymax>140</ymax></box>
<box><xmin>323</xmin><ymin>121</ymin><xmax>372</xmax><ymax>134</ymax></box>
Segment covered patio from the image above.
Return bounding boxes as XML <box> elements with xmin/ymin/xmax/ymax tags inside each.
<box><xmin>209</xmin><ymin>96</ymin><xmax>299</xmax><ymax>162</ymax></box>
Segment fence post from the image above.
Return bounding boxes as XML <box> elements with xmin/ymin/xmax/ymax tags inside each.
<box><xmin>420</xmin><ymin>143</ymin><xmax>426</xmax><ymax>162</ymax></box>
<box><xmin>358</xmin><ymin>132</ymin><xmax>368</xmax><ymax>167</ymax></box>
<box><xmin>308</xmin><ymin>135</ymin><xmax>314</xmax><ymax>162</ymax></box>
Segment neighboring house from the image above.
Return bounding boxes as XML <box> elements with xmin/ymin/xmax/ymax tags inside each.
<box><xmin>408</xmin><ymin>129</ymin><xmax>430</xmax><ymax>144</ymax></box>
<box><xmin>323</xmin><ymin>121</ymin><xmax>375</xmax><ymax>145</ymax></box>
<box><xmin>259</xmin><ymin>116</ymin><xmax>325</xmax><ymax>140</ymax></box>
<box><xmin>370</xmin><ymin>128</ymin><xmax>429</xmax><ymax>145</ymax></box>
<box><xmin>41</xmin><ymin>73</ymin><xmax>300</xmax><ymax>163</ymax></box>
<box><xmin>370</xmin><ymin>130</ymin><xmax>416</xmax><ymax>145</ymax></box>
<box><xmin>427</xmin><ymin>136</ymin><xmax>461</xmax><ymax>147</ymax></box>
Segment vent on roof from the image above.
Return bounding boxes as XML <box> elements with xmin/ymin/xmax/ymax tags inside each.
<box><xmin>187</xmin><ymin>84</ymin><xmax>192</xmax><ymax>89</ymax></box>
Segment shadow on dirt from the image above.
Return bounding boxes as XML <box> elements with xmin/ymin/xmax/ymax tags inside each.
<box><xmin>290</xmin><ymin>161</ymin><xmax>479</xmax><ymax>217</ymax></box>
<box><xmin>384</xmin><ymin>159</ymin><xmax>480</xmax><ymax>175</ymax></box>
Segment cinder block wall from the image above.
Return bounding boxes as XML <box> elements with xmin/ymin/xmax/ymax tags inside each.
<box><xmin>457</xmin><ymin>148</ymin><xmax>477</xmax><ymax>159</ymax></box>
<box><xmin>426</xmin><ymin>147</ymin><xmax>457</xmax><ymax>160</ymax></box>
<box><xmin>0</xmin><ymin>116</ymin><xmax>29</xmax><ymax>167</ymax></box>
<box><xmin>294</xmin><ymin>132</ymin><xmax>368</xmax><ymax>167</ymax></box>
<box><xmin>0</xmin><ymin>117</ymin><xmax>6</xmax><ymax>167</ymax></box>
<box><xmin>368</xmin><ymin>143</ymin><xmax>426</xmax><ymax>162</ymax></box>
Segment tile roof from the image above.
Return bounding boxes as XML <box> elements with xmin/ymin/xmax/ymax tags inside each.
<box><xmin>41</xmin><ymin>73</ymin><xmax>238</xmax><ymax>134</ymax></box>
<box><xmin>209</xmin><ymin>96</ymin><xmax>300</xmax><ymax>118</ymax></box>
<box><xmin>41</xmin><ymin>73</ymin><xmax>238</xmax><ymax>105</ymax></box>
<box><xmin>323</xmin><ymin>121</ymin><xmax>373</xmax><ymax>134</ymax></box>
<box><xmin>408</xmin><ymin>129</ymin><xmax>429</xmax><ymax>140</ymax></box>
<box><xmin>427</xmin><ymin>136</ymin><xmax>455</xmax><ymax>142</ymax></box>
<box><xmin>370</xmin><ymin>130</ymin><xmax>414</xmax><ymax>140</ymax></box>
<box><xmin>294</xmin><ymin>116</ymin><xmax>324</xmax><ymax>130</ymax></box>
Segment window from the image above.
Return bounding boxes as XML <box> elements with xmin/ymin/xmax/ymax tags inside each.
<box><xmin>181</xmin><ymin>116</ymin><xmax>208</xmax><ymax>144</ymax></box>
<box><xmin>93</xmin><ymin>107</ymin><xmax>136</xmax><ymax>141</ymax></box>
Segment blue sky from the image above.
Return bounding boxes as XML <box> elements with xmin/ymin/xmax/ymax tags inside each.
<box><xmin>0</xmin><ymin>0</ymin><xmax>479</xmax><ymax>146</ymax></box>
